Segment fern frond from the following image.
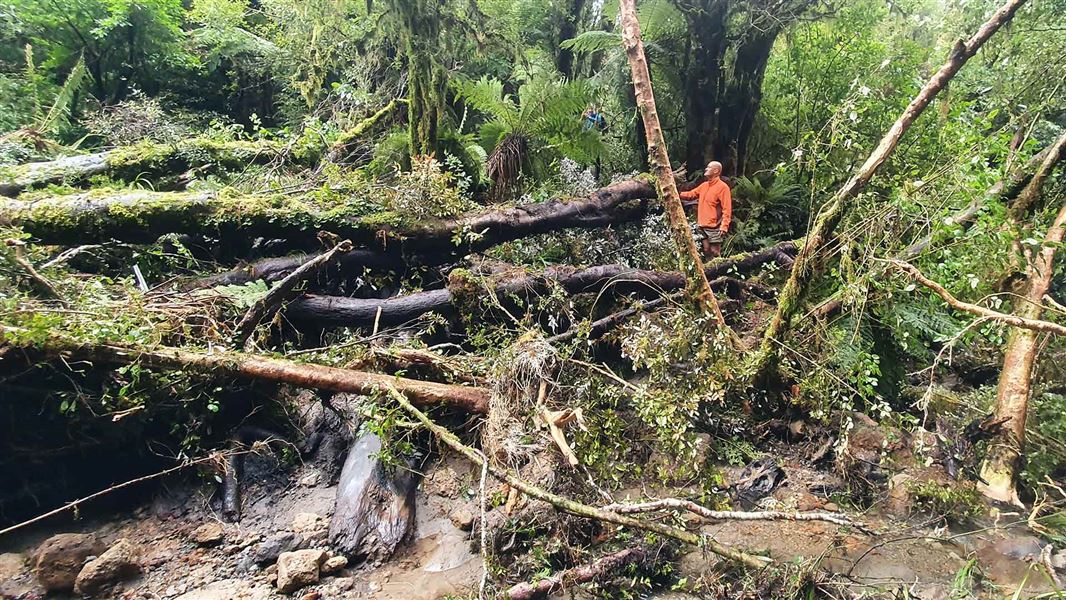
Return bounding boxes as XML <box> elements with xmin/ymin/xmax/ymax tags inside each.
<box><xmin>455</xmin><ymin>76</ymin><xmax>518</xmax><ymax>127</ymax></box>
<box><xmin>638</xmin><ymin>0</ymin><xmax>686</xmax><ymax>40</ymax></box>
<box><xmin>560</xmin><ymin>30</ymin><xmax>622</xmax><ymax>56</ymax></box>
<box><xmin>38</xmin><ymin>56</ymin><xmax>89</xmax><ymax>135</ymax></box>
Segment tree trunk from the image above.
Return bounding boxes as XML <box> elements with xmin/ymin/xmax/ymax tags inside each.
<box><xmin>753</xmin><ymin>0</ymin><xmax>1029</xmax><ymax>379</ymax></box>
<box><xmin>555</xmin><ymin>0</ymin><xmax>587</xmax><ymax>79</ymax></box>
<box><xmin>619</xmin><ymin>0</ymin><xmax>728</xmax><ymax>328</ymax></box>
<box><xmin>0</xmin><ymin>139</ymin><xmax>287</xmax><ymax>198</ymax></box>
<box><xmin>2</xmin><ymin>179</ymin><xmax>656</xmax><ymax>251</ymax></box>
<box><xmin>979</xmin><ymin>206</ymin><xmax>1066</xmax><ymax>502</ymax></box>
<box><xmin>679</xmin><ymin>1</ymin><xmax>728</xmax><ymax>173</ymax></box>
<box><xmin>719</xmin><ymin>27</ymin><xmax>781</xmax><ymax>176</ymax></box>
<box><xmin>285</xmin><ymin>242</ymin><xmax>796</xmax><ymax>329</ymax></box>
<box><xmin>0</xmin><ymin>326</ymin><xmax>490</xmax><ymax>414</ymax></box>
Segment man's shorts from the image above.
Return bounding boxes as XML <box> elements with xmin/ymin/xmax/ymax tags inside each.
<box><xmin>699</xmin><ymin>227</ymin><xmax>724</xmax><ymax>244</ymax></box>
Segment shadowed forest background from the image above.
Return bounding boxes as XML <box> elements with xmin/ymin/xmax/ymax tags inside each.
<box><xmin>0</xmin><ymin>0</ymin><xmax>1065</xmax><ymax>597</ymax></box>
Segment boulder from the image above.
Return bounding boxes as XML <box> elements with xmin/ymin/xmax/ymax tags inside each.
<box><xmin>320</xmin><ymin>555</ymin><xmax>347</xmax><ymax>575</ymax></box>
<box><xmin>251</xmin><ymin>532</ymin><xmax>304</xmax><ymax>566</ymax></box>
<box><xmin>449</xmin><ymin>506</ymin><xmax>476</xmax><ymax>531</ymax></box>
<box><xmin>276</xmin><ymin>549</ymin><xmax>326</xmax><ymax>594</ymax></box>
<box><xmin>33</xmin><ymin>532</ymin><xmax>104</xmax><ymax>592</ymax></box>
<box><xmin>328</xmin><ymin>433</ymin><xmax>418</xmax><ymax>562</ymax></box>
<box><xmin>191</xmin><ymin>522</ymin><xmax>226</xmax><ymax>547</ymax></box>
<box><xmin>74</xmin><ymin>538</ymin><xmax>141</xmax><ymax>596</ymax></box>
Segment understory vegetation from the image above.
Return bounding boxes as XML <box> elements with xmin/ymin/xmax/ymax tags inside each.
<box><xmin>0</xmin><ymin>0</ymin><xmax>1064</xmax><ymax>598</ymax></box>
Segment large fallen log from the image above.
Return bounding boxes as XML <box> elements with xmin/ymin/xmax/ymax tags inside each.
<box><xmin>286</xmin><ymin>241</ymin><xmax>797</xmax><ymax>328</ymax></box>
<box><xmin>0</xmin><ymin>179</ymin><xmax>657</xmax><ymax>253</ymax></box>
<box><xmin>0</xmin><ymin>139</ymin><xmax>288</xmax><ymax>197</ymax></box>
<box><xmin>0</xmin><ymin>326</ymin><xmax>490</xmax><ymax>413</ymax></box>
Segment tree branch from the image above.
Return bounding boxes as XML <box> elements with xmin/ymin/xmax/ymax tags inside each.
<box><xmin>384</xmin><ymin>386</ymin><xmax>771</xmax><ymax>569</ymax></box>
<box><xmin>885</xmin><ymin>259</ymin><xmax>1066</xmax><ymax>336</ymax></box>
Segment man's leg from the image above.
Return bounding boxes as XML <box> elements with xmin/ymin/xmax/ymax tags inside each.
<box><xmin>708</xmin><ymin>243</ymin><xmax>722</xmax><ymax>258</ymax></box>
<box><xmin>702</xmin><ymin>237</ymin><xmax>713</xmax><ymax>258</ymax></box>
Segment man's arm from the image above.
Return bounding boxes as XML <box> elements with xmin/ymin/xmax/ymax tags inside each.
<box><xmin>719</xmin><ymin>185</ymin><xmax>732</xmax><ymax>232</ymax></box>
<box><xmin>679</xmin><ymin>182</ymin><xmax>703</xmax><ymax>201</ymax></box>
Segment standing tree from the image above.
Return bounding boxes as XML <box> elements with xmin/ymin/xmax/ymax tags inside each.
<box><xmin>979</xmin><ymin>131</ymin><xmax>1066</xmax><ymax>503</ymax></box>
<box><xmin>619</xmin><ymin>0</ymin><xmax>727</xmax><ymax>328</ymax></box>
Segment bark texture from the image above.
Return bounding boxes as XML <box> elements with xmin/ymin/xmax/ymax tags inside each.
<box><xmin>504</xmin><ymin>547</ymin><xmax>647</xmax><ymax>600</ymax></box>
<box><xmin>285</xmin><ymin>242</ymin><xmax>796</xmax><ymax>329</ymax></box>
<box><xmin>754</xmin><ymin>0</ymin><xmax>1029</xmax><ymax>377</ymax></box>
<box><xmin>979</xmin><ymin>203</ymin><xmax>1066</xmax><ymax>502</ymax></box>
<box><xmin>1</xmin><ymin>179</ymin><xmax>656</xmax><ymax>252</ymax></box>
<box><xmin>619</xmin><ymin>0</ymin><xmax>727</xmax><ymax>327</ymax></box>
<box><xmin>0</xmin><ymin>326</ymin><xmax>489</xmax><ymax>413</ymax></box>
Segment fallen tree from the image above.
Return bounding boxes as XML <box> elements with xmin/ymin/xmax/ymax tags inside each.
<box><xmin>0</xmin><ymin>179</ymin><xmax>657</xmax><ymax>254</ymax></box>
<box><xmin>0</xmin><ymin>326</ymin><xmax>490</xmax><ymax>413</ymax></box>
<box><xmin>0</xmin><ymin>139</ymin><xmax>288</xmax><ymax>198</ymax></box>
<box><xmin>753</xmin><ymin>0</ymin><xmax>1029</xmax><ymax>376</ymax></box>
<box><xmin>284</xmin><ymin>241</ymin><xmax>796</xmax><ymax>329</ymax></box>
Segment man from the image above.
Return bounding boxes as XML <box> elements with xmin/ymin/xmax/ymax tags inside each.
<box><xmin>679</xmin><ymin>161</ymin><xmax>732</xmax><ymax>258</ymax></box>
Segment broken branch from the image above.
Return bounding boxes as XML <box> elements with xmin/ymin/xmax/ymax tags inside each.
<box><xmin>385</xmin><ymin>386</ymin><xmax>771</xmax><ymax>569</ymax></box>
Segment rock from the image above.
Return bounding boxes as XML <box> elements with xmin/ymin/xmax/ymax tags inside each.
<box><xmin>299</xmin><ymin>592</ymin><xmax>321</xmax><ymax>600</ymax></box>
<box><xmin>0</xmin><ymin>552</ymin><xmax>37</xmax><ymax>599</ymax></box>
<box><xmin>251</xmin><ymin>532</ymin><xmax>304</xmax><ymax>566</ymax></box>
<box><xmin>33</xmin><ymin>532</ymin><xmax>105</xmax><ymax>592</ymax></box>
<box><xmin>772</xmin><ymin>488</ymin><xmax>824</xmax><ymax>512</ymax></box>
<box><xmin>276</xmin><ymin>549</ymin><xmax>326</xmax><ymax>594</ymax></box>
<box><xmin>0</xmin><ymin>552</ymin><xmax>25</xmax><ymax>581</ymax></box>
<box><xmin>298</xmin><ymin>472</ymin><xmax>321</xmax><ymax>487</ymax></box>
<box><xmin>450</xmin><ymin>506</ymin><xmax>476</xmax><ymax>531</ymax></box>
<box><xmin>329</xmin><ymin>433</ymin><xmax>418</xmax><ymax>562</ymax></box>
<box><xmin>332</xmin><ymin>577</ymin><xmax>354</xmax><ymax>591</ymax></box>
<box><xmin>321</xmin><ymin>555</ymin><xmax>347</xmax><ymax>575</ymax></box>
<box><xmin>292</xmin><ymin>512</ymin><xmax>324</xmax><ymax>533</ymax></box>
<box><xmin>191</xmin><ymin>522</ymin><xmax>225</xmax><ymax>547</ymax></box>
<box><xmin>74</xmin><ymin>538</ymin><xmax>141</xmax><ymax>596</ymax></box>
<box><xmin>823</xmin><ymin>502</ymin><xmax>840</xmax><ymax>512</ymax></box>
<box><xmin>174</xmin><ymin>578</ymin><xmax>274</xmax><ymax>600</ymax></box>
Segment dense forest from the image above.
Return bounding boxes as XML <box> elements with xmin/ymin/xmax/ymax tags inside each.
<box><xmin>0</xmin><ymin>0</ymin><xmax>1064</xmax><ymax>597</ymax></box>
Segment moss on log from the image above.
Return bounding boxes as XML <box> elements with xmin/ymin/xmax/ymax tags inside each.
<box><xmin>0</xmin><ymin>179</ymin><xmax>657</xmax><ymax>252</ymax></box>
<box><xmin>0</xmin><ymin>139</ymin><xmax>287</xmax><ymax>197</ymax></box>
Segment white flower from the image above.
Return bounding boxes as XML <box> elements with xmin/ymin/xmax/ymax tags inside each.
<box><xmin>859</xmin><ymin>85</ymin><xmax>871</xmax><ymax>96</ymax></box>
<box><xmin>849</xmin><ymin>111</ymin><xmax>858</xmax><ymax>122</ymax></box>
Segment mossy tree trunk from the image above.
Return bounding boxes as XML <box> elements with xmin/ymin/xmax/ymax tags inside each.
<box><xmin>979</xmin><ymin>137</ymin><xmax>1066</xmax><ymax>503</ymax></box>
<box><xmin>619</xmin><ymin>0</ymin><xmax>728</xmax><ymax>329</ymax></box>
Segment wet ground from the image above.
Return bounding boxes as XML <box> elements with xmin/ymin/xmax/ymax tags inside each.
<box><xmin>1</xmin><ymin>449</ymin><xmax>1062</xmax><ymax>599</ymax></box>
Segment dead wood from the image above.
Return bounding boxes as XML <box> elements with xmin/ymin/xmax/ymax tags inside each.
<box><xmin>286</xmin><ymin>243</ymin><xmax>796</xmax><ymax>329</ymax></box>
<box><xmin>233</xmin><ymin>239</ymin><xmax>353</xmax><ymax>349</ymax></box>
<box><xmin>0</xmin><ymin>139</ymin><xmax>287</xmax><ymax>198</ymax></box>
<box><xmin>4</xmin><ymin>238</ymin><xmax>67</xmax><ymax>305</ymax></box>
<box><xmin>755</xmin><ymin>0</ymin><xmax>1029</xmax><ymax>375</ymax></box>
<box><xmin>0</xmin><ymin>325</ymin><xmax>490</xmax><ymax>413</ymax></box>
<box><xmin>503</xmin><ymin>546</ymin><xmax>648</xmax><ymax>600</ymax></box>
<box><xmin>386</xmin><ymin>386</ymin><xmax>772</xmax><ymax>569</ymax></box>
<box><xmin>0</xmin><ymin>178</ymin><xmax>656</xmax><ymax>252</ymax></box>
<box><xmin>601</xmin><ymin>498</ymin><xmax>866</xmax><ymax>530</ymax></box>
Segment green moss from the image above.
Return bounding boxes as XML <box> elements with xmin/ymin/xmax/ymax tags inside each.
<box><xmin>908</xmin><ymin>480</ymin><xmax>985</xmax><ymax>521</ymax></box>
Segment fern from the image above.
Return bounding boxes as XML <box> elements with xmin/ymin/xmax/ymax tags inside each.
<box><xmin>36</xmin><ymin>55</ymin><xmax>89</xmax><ymax>135</ymax></box>
<box><xmin>638</xmin><ymin>0</ymin><xmax>686</xmax><ymax>40</ymax></box>
<box><xmin>560</xmin><ymin>30</ymin><xmax>622</xmax><ymax>56</ymax></box>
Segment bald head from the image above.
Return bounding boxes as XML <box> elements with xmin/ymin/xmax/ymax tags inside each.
<box><xmin>704</xmin><ymin>161</ymin><xmax>723</xmax><ymax>181</ymax></box>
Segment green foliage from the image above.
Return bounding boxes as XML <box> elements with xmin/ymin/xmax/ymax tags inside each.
<box><xmin>908</xmin><ymin>480</ymin><xmax>985</xmax><ymax>522</ymax></box>
<box><xmin>456</xmin><ymin>73</ymin><xmax>604</xmax><ymax>197</ymax></box>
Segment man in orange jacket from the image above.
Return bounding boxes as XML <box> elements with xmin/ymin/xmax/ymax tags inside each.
<box><xmin>679</xmin><ymin>160</ymin><xmax>732</xmax><ymax>258</ymax></box>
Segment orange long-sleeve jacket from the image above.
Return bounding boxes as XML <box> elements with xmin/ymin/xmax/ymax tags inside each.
<box><xmin>679</xmin><ymin>178</ymin><xmax>732</xmax><ymax>231</ymax></box>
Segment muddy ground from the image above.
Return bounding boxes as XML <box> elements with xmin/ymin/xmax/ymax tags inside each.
<box><xmin>1</xmin><ymin>443</ymin><xmax>1063</xmax><ymax>599</ymax></box>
